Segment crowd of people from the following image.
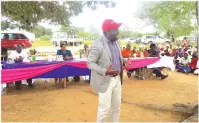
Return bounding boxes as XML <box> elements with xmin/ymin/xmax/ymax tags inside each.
<box><xmin>121</xmin><ymin>42</ymin><xmax>198</xmax><ymax>79</ymax></box>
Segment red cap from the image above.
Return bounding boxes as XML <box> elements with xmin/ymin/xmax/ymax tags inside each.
<box><xmin>102</xmin><ymin>19</ymin><xmax>122</xmax><ymax>32</ymax></box>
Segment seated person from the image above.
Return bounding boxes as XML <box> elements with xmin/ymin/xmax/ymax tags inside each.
<box><xmin>189</xmin><ymin>55</ymin><xmax>198</xmax><ymax>73</ymax></box>
<box><xmin>174</xmin><ymin>53</ymin><xmax>183</xmax><ymax>65</ymax></box>
<box><xmin>148</xmin><ymin>44</ymin><xmax>168</xmax><ymax>80</ymax></box>
<box><xmin>8</xmin><ymin>44</ymin><xmax>33</xmax><ymax>90</ymax></box>
<box><xmin>122</xmin><ymin>44</ymin><xmax>133</xmax><ymax>58</ymax></box>
<box><xmin>121</xmin><ymin>44</ymin><xmax>134</xmax><ymax>78</ymax></box>
<box><xmin>170</xmin><ymin>49</ymin><xmax>177</xmax><ymax>57</ymax></box>
<box><xmin>136</xmin><ymin>48</ymin><xmax>149</xmax><ymax>57</ymax></box>
<box><xmin>57</xmin><ymin>43</ymin><xmax>73</xmax><ymax>60</ymax></box>
<box><xmin>176</xmin><ymin>52</ymin><xmax>191</xmax><ymax>74</ymax></box>
<box><xmin>55</xmin><ymin>44</ymin><xmax>80</xmax><ymax>83</ymax></box>
<box><xmin>80</xmin><ymin>44</ymin><xmax>89</xmax><ymax>58</ymax></box>
<box><xmin>194</xmin><ymin>60</ymin><xmax>199</xmax><ymax>75</ymax></box>
<box><xmin>164</xmin><ymin>50</ymin><xmax>171</xmax><ymax>56</ymax></box>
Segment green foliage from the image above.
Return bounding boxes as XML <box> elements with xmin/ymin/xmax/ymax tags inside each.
<box><xmin>29</xmin><ymin>26</ymin><xmax>52</xmax><ymax>38</ymax></box>
<box><xmin>38</xmin><ymin>35</ymin><xmax>51</xmax><ymax>41</ymax></box>
<box><xmin>138</xmin><ymin>1</ymin><xmax>196</xmax><ymax>39</ymax></box>
<box><xmin>61</xmin><ymin>25</ymin><xmax>100</xmax><ymax>39</ymax></box>
<box><xmin>119</xmin><ymin>30</ymin><xmax>143</xmax><ymax>39</ymax></box>
<box><xmin>1</xmin><ymin>1</ymin><xmax>115</xmax><ymax>30</ymax></box>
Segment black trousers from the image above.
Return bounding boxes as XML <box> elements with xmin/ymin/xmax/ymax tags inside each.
<box><xmin>152</xmin><ymin>68</ymin><xmax>162</xmax><ymax>77</ymax></box>
<box><xmin>15</xmin><ymin>79</ymin><xmax>32</xmax><ymax>88</ymax></box>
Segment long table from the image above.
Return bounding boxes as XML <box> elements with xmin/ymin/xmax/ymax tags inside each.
<box><xmin>2</xmin><ymin>57</ymin><xmax>163</xmax><ymax>84</ymax></box>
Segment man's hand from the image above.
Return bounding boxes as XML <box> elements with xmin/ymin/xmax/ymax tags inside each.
<box><xmin>105</xmin><ymin>65</ymin><xmax>119</xmax><ymax>77</ymax></box>
<box><xmin>125</xmin><ymin>58</ymin><xmax>131</xmax><ymax>68</ymax></box>
<box><xmin>15</xmin><ymin>56</ymin><xmax>23</xmax><ymax>62</ymax></box>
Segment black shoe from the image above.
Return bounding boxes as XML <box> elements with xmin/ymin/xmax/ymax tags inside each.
<box><xmin>161</xmin><ymin>75</ymin><xmax>168</xmax><ymax>80</ymax></box>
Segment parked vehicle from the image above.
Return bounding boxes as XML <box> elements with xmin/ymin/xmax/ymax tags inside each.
<box><xmin>123</xmin><ymin>37</ymin><xmax>137</xmax><ymax>44</ymax></box>
<box><xmin>141</xmin><ymin>35</ymin><xmax>170</xmax><ymax>44</ymax></box>
<box><xmin>51</xmin><ymin>31</ymin><xmax>83</xmax><ymax>46</ymax></box>
<box><xmin>176</xmin><ymin>36</ymin><xmax>196</xmax><ymax>44</ymax></box>
<box><xmin>1</xmin><ymin>31</ymin><xmax>32</xmax><ymax>60</ymax></box>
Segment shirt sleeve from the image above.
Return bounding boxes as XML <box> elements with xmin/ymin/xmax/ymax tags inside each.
<box><xmin>68</xmin><ymin>50</ymin><xmax>73</xmax><ymax>57</ymax></box>
<box><xmin>57</xmin><ymin>50</ymin><xmax>61</xmax><ymax>55</ymax></box>
<box><xmin>8</xmin><ymin>51</ymin><xmax>14</xmax><ymax>60</ymax></box>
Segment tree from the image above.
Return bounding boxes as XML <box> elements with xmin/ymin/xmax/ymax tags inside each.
<box><xmin>137</xmin><ymin>1</ymin><xmax>196</xmax><ymax>43</ymax></box>
<box><xmin>29</xmin><ymin>26</ymin><xmax>52</xmax><ymax>38</ymax></box>
<box><xmin>1</xmin><ymin>1</ymin><xmax>115</xmax><ymax>30</ymax></box>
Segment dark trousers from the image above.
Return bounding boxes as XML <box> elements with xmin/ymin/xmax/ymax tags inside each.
<box><xmin>152</xmin><ymin>68</ymin><xmax>162</xmax><ymax>77</ymax></box>
<box><xmin>15</xmin><ymin>79</ymin><xmax>32</xmax><ymax>88</ymax></box>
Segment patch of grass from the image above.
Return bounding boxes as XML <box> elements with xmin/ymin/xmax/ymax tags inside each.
<box><xmin>32</xmin><ymin>40</ymin><xmax>53</xmax><ymax>47</ymax></box>
<box><xmin>83</xmin><ymin>40</ymin><xmax>94</xmax><ymax>45</ymax></box>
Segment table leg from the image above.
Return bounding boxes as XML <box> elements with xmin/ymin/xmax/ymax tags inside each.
<box><xmin>63</xmin><ymin>78</ymin><xmax>67</xmax><ymax>88</ymax></box>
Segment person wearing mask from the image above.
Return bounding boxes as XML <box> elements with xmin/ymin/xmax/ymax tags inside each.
<box><xmin>8</xmin><ymin>44</ymin><xmax>33</xmax><ymax>90</ymax></box>
<box><xmin>148</xmin><ymin>44</ymin><xmax>168</xmax><ymax>79</ymax></box>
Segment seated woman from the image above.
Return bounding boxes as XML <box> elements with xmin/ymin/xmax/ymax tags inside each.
<box><xmin>189</xmin><ymin>55</ymin><xmax>198</xmax><ymax>73</ymax></box>
<box><xmin>55</xmin><ymin>44</ymin><xmax>80</xmax><ymax>84</ymax></box>
<box><xmin>8</xmin><ymin>44</ymin><xmax>33</xmax><ymax>90</ymax></box>
<box><xmin>176</xmin><ymin>52</ymin><xmax>191</xmax><ymax>74</ymax></box>
<box><xmin>57</xmin><ymin>43</ymin><xmax>73</xmax><ymax>60</ymax></box>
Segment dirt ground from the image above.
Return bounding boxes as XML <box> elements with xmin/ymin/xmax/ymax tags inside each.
<box><xmin>2</xmin><ymin>71</ymin><xmax>198</xmax><ymax>122</ymax></box>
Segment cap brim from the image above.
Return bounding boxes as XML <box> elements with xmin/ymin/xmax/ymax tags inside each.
<box><xmin>114</xmin><ymin>23</ymin><xmax>122</xmax><ymax>29</ymax></box>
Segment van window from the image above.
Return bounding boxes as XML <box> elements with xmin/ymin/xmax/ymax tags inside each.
<box><xmin>146</xmin><ymin>36</ymin><xmax>155</xmax><ymax>39</ymax></box>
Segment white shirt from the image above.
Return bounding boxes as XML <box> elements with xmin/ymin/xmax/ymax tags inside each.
<box><xmin>8</xmin><ymin>51</ymin><xmax>28</xmax><ymax>62</ymax></box>
<box><xmin>188</xmin><ymin>55</ymin><xmax>192</xmax><ymax>63</ymax></box>
<box><xmin>180</xmin><ymin>57</ymin><xmax>190</xmax><ymax>65</ymax></box>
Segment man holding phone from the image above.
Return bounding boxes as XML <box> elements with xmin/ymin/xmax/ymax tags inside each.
<box><xmin>87</xmin><ymin>19</ymin><xmax>130</xmax><ymax>122</ymax></box>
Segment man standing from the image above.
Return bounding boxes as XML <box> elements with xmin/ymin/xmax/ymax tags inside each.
<box><xmin>87</xmin><ymin>19</ymin><xmax>130</xmax><ymax>122</ymax></box>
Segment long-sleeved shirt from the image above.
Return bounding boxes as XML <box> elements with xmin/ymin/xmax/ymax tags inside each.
<box><xmin>104</xmin><ymin>36</ymin><xmax>122</xmax><ymax>72</ymax></box>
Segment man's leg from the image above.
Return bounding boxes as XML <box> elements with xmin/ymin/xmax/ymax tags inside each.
<box><xmin>97</xmin><ymin>78</ymin><xmax>115</xmax><ymax>122</ymax></box>
<box><xmin>127</xmin><ymin>69</ymin><xmax>136</xmax><ymax>78</ymax></box>
<box><xmin>27</xmin><ymin>79</ymin><xmax>33</xmax><ymax>88</ymax></box>
<box><xmin>152</xmin><ymin>68</ymin><xmax>161</xmax><ymax>77</ymax></box>
<box><xmin>110</xmin><ymin>76</ymin><xmax>121</xmax><ymax>122</ymax></box>
<box><xmin>153</xmin><ymin>68</ymin><xmax>168</xmax><ymax>80</ymax></box>
<box><xmin>15</xmin><ymin>81</ymin><xmax>22</xmax><ymax>90</ymax></box>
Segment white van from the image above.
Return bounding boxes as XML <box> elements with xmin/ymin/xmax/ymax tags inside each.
<box><xmin>141</xmin><ymin>35</ymin><xmax>171</xmax><ymax>44</ymax></box>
